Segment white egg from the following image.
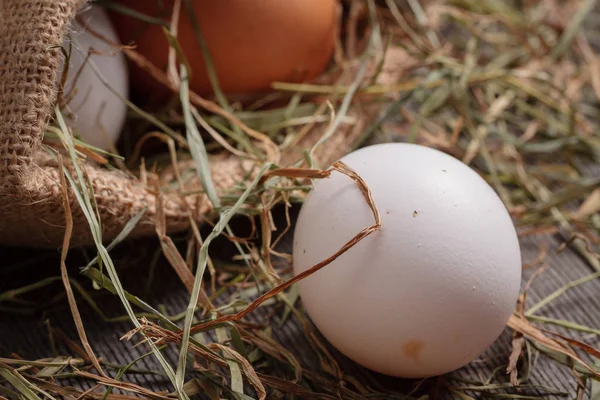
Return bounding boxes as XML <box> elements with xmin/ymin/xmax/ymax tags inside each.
<box><xmin>292</xmin><ymin>143</ymin><xmax>522</xmax><ymax>378</ymax></box>
<box><xmin>57</xmin><ymin>5</ymin><xmax>128</xmax><ymax>151</ymax></box>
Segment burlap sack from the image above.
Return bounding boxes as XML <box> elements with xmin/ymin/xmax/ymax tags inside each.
<box><xmin>0</xmin><ymin>0</ymin><xmax>367</xmax><ymax>248</ymax></box>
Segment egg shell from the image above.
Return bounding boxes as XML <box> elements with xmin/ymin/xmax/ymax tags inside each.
<box><xmin>109</xmin><ymin>0</ymin><xmax>337</xmax><ymax>99</ymax></box>
<box><xmin>292</xmin><ymin>143</ymin><xmax>522</xmax><ymax>378</ymax></box>
<box><xmin>58</xmin><ymin>5</ymin><xmax>128</xmax><ymax>150</ymax></box>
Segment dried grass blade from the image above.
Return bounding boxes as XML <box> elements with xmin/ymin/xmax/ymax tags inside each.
<box><xmin>157</xmin><ymin>233</ymin><xmax>197</xmax><ymax>293</ymax></box>
<box><xmin>0</xmin><ymin>366</ymin><xmax>44</xmax><ymax>400</ymax></box>
<box><xmin>57</xmin><ymin>155</ymin><xmax>105</xmax><ymax>376</ymax></box>
<box><xmin>507</xmin><ymin>315</ymin><xmax>600</xmax><ymax>379</ymax></box>
<box><xmin>75</xmin><ymin>371</ymin><xmax>170</xmax><ymax>400</ymax></box>
<box><xmin>214</xmin><ymin>326</ymin><xmax>244</xmax><ymax>394</ymax></box>
<box><xmin>154</xmin><ymin>190</ymin><xmax>196</xmax><ymax>293</ymax></box>
<box><xmin>540</xmin><ymin>329</ymin><xmax>600</xmax><ymax>358</ymax></box>
<box><xmin>508</xmin><ymin>294</ymin><xmax>526</xmax><ymax>387</ymax></box>
<box><xmin>81</xmin><ymin>208</ymin><xmax>147</xmax><ymax>272</ymax></box>
<box><xmin>308</xmin><ymin>54</ymin><xmax>371</xmax><ymax>167</ymax></box>
<box><xmin>180</xmin><ymin>64</ymin><xmax>219</xmax><ymax>207</ymax></box>
<box><xmin>211</xmin><ymin>344</ymin><xmax>266</xmax><ymax>400</ymax></box>
<box><xmin>0</xmin><ymin>277</ymin><xmax>61</xmax><ymax>304</ymax></box>
<box><xmin>226</xmin><ymin>355</ymin><xmax>244</xmax><ymax>394</ymax></box>
<box><xmin>526</xmin><ymin>271</ymin><xmax>600</xmax><ymax>316</ymax></box>
<box><xmin>261</xmin><ymin>167</ymin><xmax>331</xmax><ymax>181</ymax></box>
<box><xmin>166</xmin><ymin>0</ymin><xmax>182</xmax><ymax>87</ymax></box>
<box><xmin>526</xmin><ymin>315</ymin><xmax>600</xmax><ymax>336</ymax></box>
<box><xmin>551</xmin><ymin>0</ymin><xmax>598</xmax><ymax>61</ymax></box>
<box><xmin>192</xmin><ymin>108</ymin><xmax>255</xmax><ymax>159</ymax></box>
<box><xmin>575</xmin><ymin>188</ymin><xmax>600</xmax><ymax>219</ymax></box>
<box><xmin>385</xmin><ymin>0</ymin><xmax>428</xmax><ymax>52</ymax></box>
<box><xmin>102</xmin><ymin>348</ymin><xmax>167</xmax><ymax>400</ymax></box>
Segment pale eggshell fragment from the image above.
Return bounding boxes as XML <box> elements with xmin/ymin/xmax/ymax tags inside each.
<box><xmin>57</xmin><ymin>5</ymin><xmax>128</xmax><ymax>151</ymax></box>
<box><xmin>292</xmin><ymin>143</ymin><xmax>522</xmax><ymax>378</ymax></box>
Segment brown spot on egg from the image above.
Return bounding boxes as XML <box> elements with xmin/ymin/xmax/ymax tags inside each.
<box><xmin>402</xmin><ymin>339</ymin><xmax>424</xmax><ymax>361</ymax></box>
<box><xmin>413</xmin><ymin>210</ymin><xmax>418</xmax><ymax>217</ymax></box>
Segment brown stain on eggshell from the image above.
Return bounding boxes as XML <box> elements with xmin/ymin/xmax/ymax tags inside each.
<box><xmin>402</xmin><ymin>339</ymin><xmax>425</xmax><ymax>361</ymax></box>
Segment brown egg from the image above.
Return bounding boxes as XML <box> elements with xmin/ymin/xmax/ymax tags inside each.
<box><xmin>110</xmin><ymin>0</ymin><xmax>338</xmax><ymax>99</ymax></box>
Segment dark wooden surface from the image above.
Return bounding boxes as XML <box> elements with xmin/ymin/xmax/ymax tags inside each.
<box><xmin>0</xmin><ymin>195</ymin><xmax>599</xmax><ymax>398</ymax></box>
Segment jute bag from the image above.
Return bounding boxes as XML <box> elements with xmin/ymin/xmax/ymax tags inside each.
<box><xmin>0</xmin><ymin>0</ymin><xmax>368</xmax><ymax>248</ymax></box>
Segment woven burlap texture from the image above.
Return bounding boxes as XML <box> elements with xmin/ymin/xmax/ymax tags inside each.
<box><xmin>0</xmin><ymin>0</ymin><xmax>367</xmax><ymax>248</ymax></box>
